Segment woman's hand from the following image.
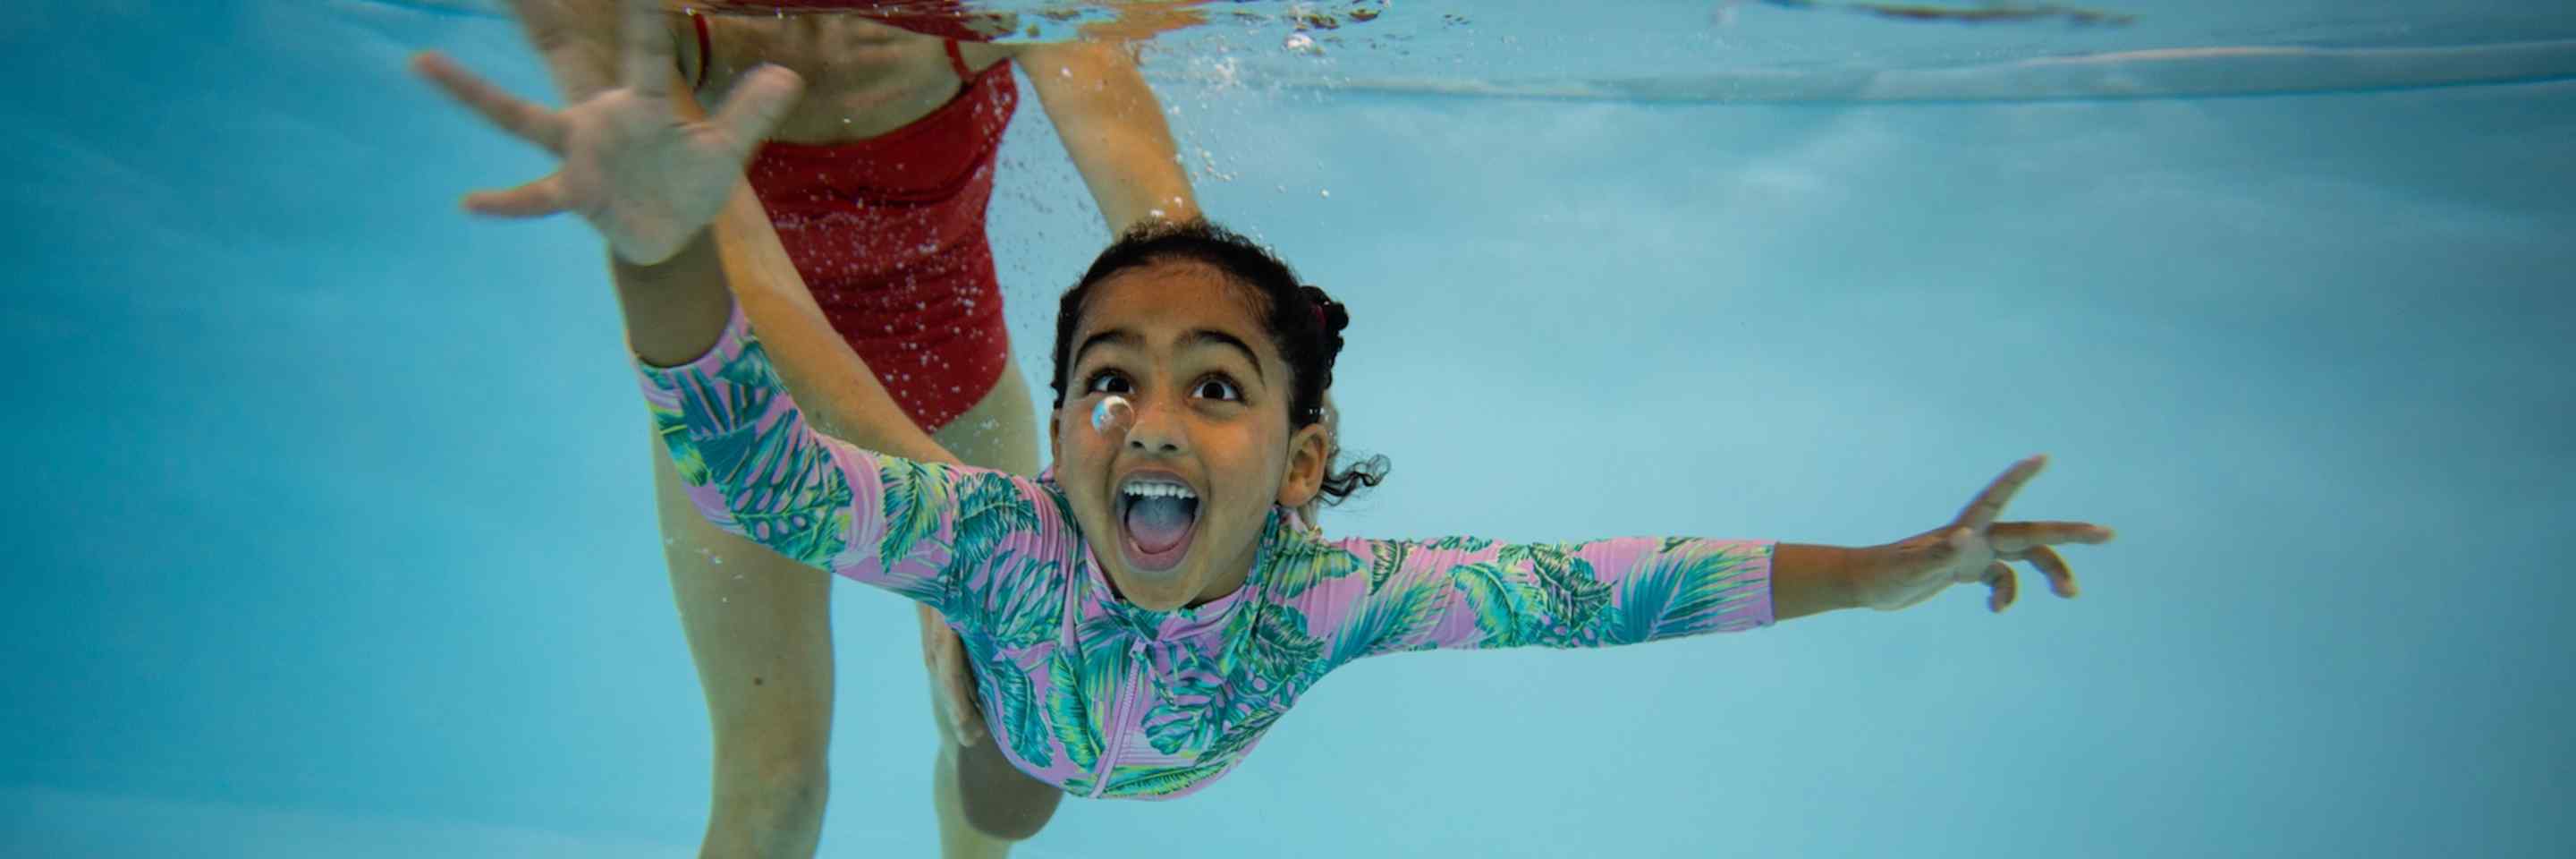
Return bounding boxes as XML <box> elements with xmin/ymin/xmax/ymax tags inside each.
<box><xmin>1073</xmin><ymin>1</ymin><xmax>1209</xmax><ymax>42</ymax></box>
<box><xmin>1846</xmin><ymin>455</ymin><xmax>2117</xmax><ymax>613</ymax></box>
<box><xmin>411</xmin><ymin>0</ymin><xmax>801</xmax><ymax>264</ymax></box>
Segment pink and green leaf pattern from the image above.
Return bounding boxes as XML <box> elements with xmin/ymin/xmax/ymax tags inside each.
<box><xmin>638</xmin><ymin>308</ymin><xmax>1777</xmax><ymax>800</ymax></box>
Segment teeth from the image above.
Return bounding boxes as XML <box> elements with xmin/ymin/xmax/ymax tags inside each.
<box><xmin>1121</xmin><ymin>480</ymin><xmax>1198</xmax><ymax>500</ymax></box>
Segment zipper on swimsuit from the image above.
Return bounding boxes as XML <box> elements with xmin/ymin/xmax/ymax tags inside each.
<box><xmin>1087</xmin><ymin>639</ymin><xmax>1148</xmax><ymax>798</ymax></box>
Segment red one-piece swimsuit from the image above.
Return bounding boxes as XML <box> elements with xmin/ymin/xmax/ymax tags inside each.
<box><xmin>692</xmin><ymin>8</ymin><xmax>1018</xmax><ymax>431</ymax></box>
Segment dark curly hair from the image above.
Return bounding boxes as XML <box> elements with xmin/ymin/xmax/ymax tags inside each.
<box><xmin>1047</xmin><ymin>219</ymin><xmax>1389</xmax><ymax>506</ymax></box>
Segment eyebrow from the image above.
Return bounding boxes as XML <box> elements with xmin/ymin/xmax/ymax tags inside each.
<box><xmin>1073</xmin><ymin>327</ymin><xmax>1267</xmax><ymax>382</ymax></box>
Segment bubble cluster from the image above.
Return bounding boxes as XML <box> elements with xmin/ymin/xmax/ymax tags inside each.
<box><xmin>1091</xmin><ymin>395</ymin><xmax>1135</xmax><ymax>434</ymax></box>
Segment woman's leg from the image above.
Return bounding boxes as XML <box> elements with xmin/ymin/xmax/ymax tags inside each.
<box><xmin>657</xmin><ymin>344</ymin><xmax>1057</xmax><ymax>859</ymax></box>
<box><xmin>920</xmin><ymin>353</ymin><xmax>1064</xmax><ymax>858</ymax></box>
<box><xmin>657</xmin><ymin>435</ymin><xmax>837</xmax><ymax>859</ymax></box>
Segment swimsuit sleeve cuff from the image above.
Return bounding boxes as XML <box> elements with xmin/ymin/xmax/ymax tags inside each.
<box><xmin>1751</xmin><ymin>540</ymin><xmax>1779</xmax><ymax>628</ymax></box>
<box><xmin>1726</xmin><ymin>540</ymin><xmax>1780</xmax><ymax>631</ymax></box>
<box><xmin>633</xmin><ymin>298</ymin><xmax>753</xmax><ymax>392</ymax></box>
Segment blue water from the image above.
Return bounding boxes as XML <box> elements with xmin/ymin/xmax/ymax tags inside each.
<box><xmin>4</xmin><ymin>2</ymin><xmax>2572</xmax><ymax>856</ymax></box>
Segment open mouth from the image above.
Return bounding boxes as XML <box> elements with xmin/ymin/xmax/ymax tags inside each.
<box><xmin>1115</xmin><ymin>472</ymin><xmax>1201</xmax><ymax>574</ymax></box>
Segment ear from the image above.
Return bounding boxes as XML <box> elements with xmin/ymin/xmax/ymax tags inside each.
<box><xmin>1275</xmin><ymin>420</ymin><xmax>1333</xmax><ymax>510</ymax></box>
<box><xmin>1047</xmin><ymin>406</ymin><xmax>1063</xmax><ymax>464</ymax></box>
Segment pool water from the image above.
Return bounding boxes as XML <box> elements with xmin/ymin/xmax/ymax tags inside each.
<box><xmin>3</xmin><ymin>2</ymin><xmax>2570</xmax><ymax>856</ymax></box>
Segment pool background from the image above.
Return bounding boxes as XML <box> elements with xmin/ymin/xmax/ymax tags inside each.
<box><xmin>3</xmin><ymin>2</ymin><xmax>2571</xmax><ymax>856</ymax></box>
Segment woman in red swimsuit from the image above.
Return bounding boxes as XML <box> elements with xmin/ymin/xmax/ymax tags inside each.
<box><xmin>493</xmin><ymin>3</ymin><xmax>1197</xmax><ymax>857</ymax></box>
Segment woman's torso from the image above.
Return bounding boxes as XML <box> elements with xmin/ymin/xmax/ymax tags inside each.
<box><xmin>672</xmin><ymin>11</ymin><xmax>1017</xmax><ymax>141</ymax></box>
<box><xmin>672</xmin><ymin>10</ymin><xmax>1024</xmax><ymax>431</ymax></box>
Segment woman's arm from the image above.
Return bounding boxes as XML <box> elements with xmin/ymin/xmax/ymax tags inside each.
<box><xmin>614</xmin><ymin>183</ymin><xmax>962</xmax><ymax>471</ymax></box>
<box><xmin>1016</xmin><ymin>40</ymin><xmax>1199</xmax><ymax>231</ymax></box>
<box><xmin>637</xmin><ymin>285</ymin><xmax>1024</xmax><ymax>616</ymax></box>
<box><xmin>632</xmin><ymin>126</ymin><xmax>1063</xmax><ymax>633</ymax></box>
<box><xmin>627</xmin><ymin>174</ymin><xmax>1040</xmax><ymax>620</ymax></box>
<box><xmin>607</xmin><ymin>201</ymin><xmax>987</xmax><ymax>614</ymax></box>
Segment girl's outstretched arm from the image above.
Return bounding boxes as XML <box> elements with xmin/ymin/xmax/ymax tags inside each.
<box><xmin>412</xmin><ymin>1</ymin><xmax>1058</xmax><ymax>620</ymax></box>
<box><xmin>632</xmin><ymin>289</ymin><xmax>1042</xmax><ymax>617</ymax></box>
<box><xmin>1263</xmin><ymin>455</ymin><xmax>2115</xmax><ymax>678</ymax></box>
<box><xmin>446</xmin><ymin>0</ymin><xmax>1022</xmax><ymax>745</ymax></box>
<box><xmin>1259</xmin><ymin>531</ymin><xmax>1813</xmax><ymax>681</ymax></box>
<box><xmin>629</xmin><ymin>210</ymin><xmax>1049</xmax><ymax>622</ymax></box>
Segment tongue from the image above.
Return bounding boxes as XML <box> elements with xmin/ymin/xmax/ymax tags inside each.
<box><xmin>1124</xmin><ymin>496</ymin><xmax>1194</xmax><ymax>553</ymax></box>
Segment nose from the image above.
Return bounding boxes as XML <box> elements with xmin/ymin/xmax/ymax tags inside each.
<box><xmin>1123</xmin><ymin>397</ymin><xmax>1186</xmax><ymax>455</ymax></box>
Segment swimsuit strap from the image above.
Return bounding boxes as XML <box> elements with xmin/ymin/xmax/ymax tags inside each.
<box><xmin>690</xmin><ymin>11</ymin><xmax>714</xmax><ymax>92</ymax></box>
<box><xmin>944</xmin><ymin>38</ymin><xmax>972</xmax><ymax>81</ymax></box>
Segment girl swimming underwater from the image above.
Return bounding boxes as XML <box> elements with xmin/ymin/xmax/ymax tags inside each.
<box><xmin>413</xmin><ymin>0</ymin><xmax>2116</xmax><ymax>801</ymax></box>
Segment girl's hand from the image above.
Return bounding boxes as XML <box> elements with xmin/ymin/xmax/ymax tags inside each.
<box><xmin>1847</xmin><ymin>455</ymin><xmax>2117</xmax><ymax>613</ymax></box>
<box><xmin>410</xmin><ymin>0</ymin><xmax>801</xmax><ymax>265</ymax></box>
<box><xmin>918</xmin><ymin>604</ymin><xmax>989</xmax><ymax>747</ymax></box>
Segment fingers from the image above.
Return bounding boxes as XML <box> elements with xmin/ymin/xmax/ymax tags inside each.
<box><xmin>1956</xmin><ymin>454</ymin><xmax>2047</xmax><ymax>532</ymax></box>
<box><xmin>1986</xmin><ymin>521</ymin><xmax>2102</xmax><ymax>603</ymax></box>
<box><xmin>412</xmin><ymin>52</ymin><xmax>568</xmax><ymax>154</ymax></box>
<box><xmin>708</xmin><ymin>65</ymin><xmax>805</xmax><ymax>158</ymax></box>
<box><xmin>2013</xmin><ymin>545</ymin><xmax>2080</xmax><ymax>599</ymax></box>
<box><xmin>1989</xmin><ymin>521</ymin><xmax>2115</xmax><ymax>554</ymax></box>
<box><xmin>915</xmin><ymin>606</ymin><xmax>962</xmax><ymax>743</ymax></box>
<box><xmin>619</xmin><ymin>0</ymin><xmax>674</xmax><ymax>100</ymax></box>
<box><xmin>1078</xmin><ymin>2</ymin><xmax>1210</xmax><ymax>42</ymax></box>
<box><xmin>943</xmin><ymin>642</ymin><xmax>988</xmax><ymax>746</ymax></box>
<box><xmin>462</xmin><ymin>174</ymin><xmax>570</xmax><ymax>218</ymax></box>
<box><xmin>1984</xmin><ymin>562</ymin><xmax>2016</xmax><ymax>613</ymax></box>
<box><xmin>917</xmin><ymin>605</ymin><xmax>986</xmax><ymax>747</ymax></box>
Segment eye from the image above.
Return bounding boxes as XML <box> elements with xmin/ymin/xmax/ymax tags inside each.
<box><xmin>1193</xmin><ymin>376</ymin><xmax>1241</xmax><ymax>402</ymax></box>
<box><xmin>1085</xmin><ymin>370</ymin><xmax>1131</xmax><ymax>395</ymax></box>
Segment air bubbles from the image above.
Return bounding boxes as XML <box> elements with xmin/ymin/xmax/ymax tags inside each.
<box><xmin>1091</xmin><ymin>395</ymin><xmax>1135</xmax><ymax>434</ymax></box>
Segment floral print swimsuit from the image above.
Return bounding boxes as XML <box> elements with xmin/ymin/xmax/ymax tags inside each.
<box><xmin>640</xmin><ymin>304</ymin><xmax>1778</xmax><ymax>800</ymax></box>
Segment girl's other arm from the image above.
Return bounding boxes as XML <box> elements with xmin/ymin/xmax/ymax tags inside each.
<box><xmin>411</xmin><ymin>2</ymin><xmax>976</xmax><ymax>606</ymax></box>
<box><xmin>1290</xmin><ymin>455</ymin><xmax>2117</xmax><ymax>672</ymax></box>
<box><xmin>1277</xmin><ymin>532</ymin><xmax>1862</xmax><ymax>675</ymax></box>
<box><xmin>1774</xmin><ymin>542</ymin><xmax>1861</xmax><ymax>620</ymax></box>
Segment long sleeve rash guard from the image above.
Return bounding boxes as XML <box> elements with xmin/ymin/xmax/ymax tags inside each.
<box><xmin>639</xmin><ymin>305</ymin><xmax>1775</xmax><ymax>800</ymax></box>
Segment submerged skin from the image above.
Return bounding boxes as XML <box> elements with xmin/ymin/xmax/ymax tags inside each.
<box><xmin>417</xmin><ymin>4</ymin><xmax>2122</xmax><ymax>844</ymax></box>
<box><xmin>489</xmin><ymin>2</ymin><xmax>1195</xmax><ymax>856</ymax></box>
<box><xmin>638</xmin><ymin>285</ymin><xmax>1783</xmax><ymax>799</ymax></box>
<box><xmin>668</xmin><ymin>21</ymin><xmax>1189</xmax><ymax>855</ymax></box>
<box><xmin>1048</xmin><ymin>265</ymin><xmax>1333</xmax><ymax>612</ymax></box>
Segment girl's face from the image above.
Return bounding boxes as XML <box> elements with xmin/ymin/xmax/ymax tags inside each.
<box><xmin>1050</xmin><ymin>262</ymin><xmax>1332</xmax><ymax>611</ymax></box>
